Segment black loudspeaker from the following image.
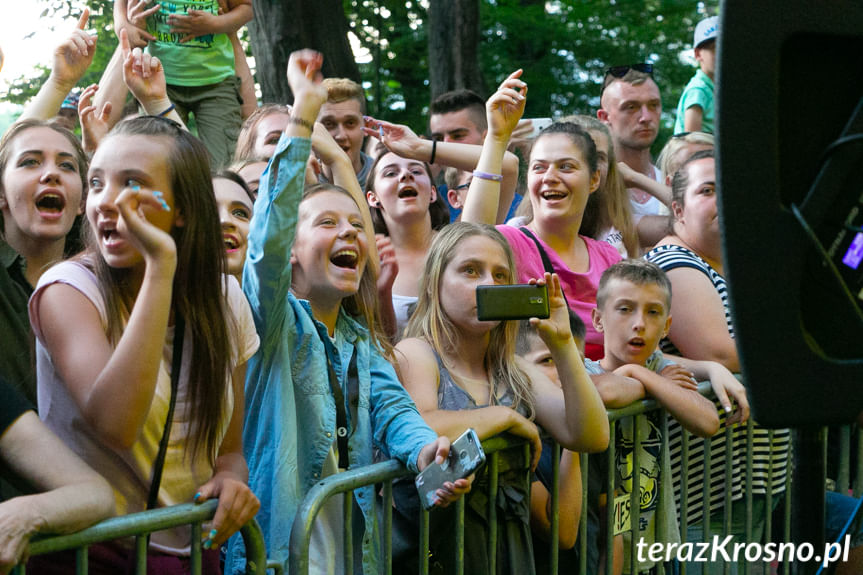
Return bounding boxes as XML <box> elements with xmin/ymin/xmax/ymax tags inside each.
<box><xmin>717</xmin><ymin>0</ymin><xmax>863</xmax><ymax>427</ymax></box>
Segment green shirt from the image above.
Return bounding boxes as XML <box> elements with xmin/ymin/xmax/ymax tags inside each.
<box><xmin>0</xmin><ymin>240</ymin><xmax>36</xmax><ymax>404</ymax></box>
<box><xmin>147</xmin><ymin>0</ymin><xmax>235</xmax><ymax>86</ymax></box>
<box><xmin>674</xmin><ymin>68</ymin><xmax>715</xmax><ymax>135</ymax></box>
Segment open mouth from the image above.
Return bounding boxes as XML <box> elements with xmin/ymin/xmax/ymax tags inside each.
<box><xmin>35</xmin><ymin>192</ymin><xmax>66</xmax><ymax>214</ymax></box>
<box><xmin>541</xmin><ymin>190</ymin><xmax>567</xmax><ymax>200</ymax></box>
<box><xmin>99</xmin><ymin>221</ymin><xmax>119</xmax><ymax>244</ymax></box>
<box><xmin>223</xmin><ymin>234</ymin><xmax>240</xmax><ymax>252</ymax></box>
<box><xmin>627</xmin><ymin>338</ymin><xmax>645</xmax><ymax>349</ymax></box>
<box><xmin>398</xmin><ymin>187</ymin><xmax>419</xmax><ymax>199</ymax></box>
<box><xmin>330</xmin><ymin>249</ymin><xmax>359</xmax><ymax>269</ymax></box>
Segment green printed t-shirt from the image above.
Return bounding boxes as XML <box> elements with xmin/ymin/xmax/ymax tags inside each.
<box><xmin>147</xmin><ymin>0</ymin><xmax>234</xmax><ymax>86</ymax></box>
<box><xmin>673</xmin><ymin>68</ymin><xmax>715</xmax><ymax>135</ymax></box>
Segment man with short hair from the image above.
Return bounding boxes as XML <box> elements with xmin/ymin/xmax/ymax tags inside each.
<box><xmin>598</xmin><ymin>65</ymin><xmax>668</xmax><ymax>248</ymax></box>
<box><xmin>429</xmin><ymin>89</ymin><xmax>487</xmax><ymax>144</ymax></box>
<box><xmin>319</xmin><ymin>78</ymin><xmax>374</xmax><ymax>187</ymax></box>
<box><xmin>429</xmin><ymin>89</ymin><xmax>522</xmax><ymax>222</ymax></box>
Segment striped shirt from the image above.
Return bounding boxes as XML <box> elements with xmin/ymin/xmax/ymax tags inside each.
<box><xmin>645</xmin><ymin>244</ymin><xmax>791</xmax><ymax>525</ymax></box>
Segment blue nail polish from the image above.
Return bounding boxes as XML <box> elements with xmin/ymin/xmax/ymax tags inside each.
<box><xmin>194</xmin><ymin>492</ymin><xmax>202</xmax><ymax>502</ymax></box>
<box><xmin>209</xmin><ymin>528</ymin><xmax>218</xmax><ymax>538</ymax></box>
<box><xmin>152</xmin><ymin>191</ymin><xmax>171</xmax><ymax>211</ymax></box>
<box><xmin>203</xmin><ymin>539</ymin><xmax>212</xmax><ymax>550</ymax></box>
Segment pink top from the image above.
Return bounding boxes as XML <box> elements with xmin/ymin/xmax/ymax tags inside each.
<box><xmin>497</xmin><ymin>225</ymin><xmax>622</xmax><ymax>359</ymax></box>
<box><xmin>30</xmin><ymin>261</ymin><xmax>259</xmax><ymax>554</ymax></box>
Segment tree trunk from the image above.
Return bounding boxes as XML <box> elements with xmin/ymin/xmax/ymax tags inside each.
<box><xmin>428</xmin><ymin>0</ymin><xmax>485</xmax><ymax>99</ymax></box>
<box><xmin>249</xmin><ymin>0</ymin><xmax>361</xmax><ymax>104</ymax></box>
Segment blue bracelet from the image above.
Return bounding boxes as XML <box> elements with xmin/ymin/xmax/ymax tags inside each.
<box><xmin>472</xmin><ymin>170</ymin><xmax>503</xmax><ymax>182</ymax></box>
<box><xmin>158</xmin><ymin>103</ymin><xmax>176</xmax><ymax>117</ymax></box>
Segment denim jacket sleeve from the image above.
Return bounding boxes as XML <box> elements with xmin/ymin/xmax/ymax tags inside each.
<box><xmin>242</xmin><ymin>135</ymin><xmax>311</xmax><ymax>339</ymax></box>
<box><xmin>368</xmin><ymin>345</ymin><xmax>438</xmax><ymax>473</ymax></box>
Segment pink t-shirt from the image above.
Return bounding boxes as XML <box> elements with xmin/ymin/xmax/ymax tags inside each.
<box><xmin>30</xmin><ymin>260</ymin><xmax>259</xmax><ymax>554</ymax></box>
<box><xmin>497</xmin><ymin>225</ymin><xmax>622</xmax><ymax>359</ymax></box>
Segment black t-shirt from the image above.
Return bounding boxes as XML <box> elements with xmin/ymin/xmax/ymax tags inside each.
<box><xmin>0</xmin><ymin>376</ymin><xmax>34</xmax><ymax>437</ymax></box>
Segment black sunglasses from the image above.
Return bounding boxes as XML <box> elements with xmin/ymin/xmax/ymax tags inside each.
<box><xmin>605</xmin><ymin>63</ymin><xmax>654</xmax><ymax>78</ymax></box>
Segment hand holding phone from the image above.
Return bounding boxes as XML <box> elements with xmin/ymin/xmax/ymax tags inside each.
<box><xmin>476</xmin><ymin>283</ymin><xmax>550</xmax><ymax>321</ymax></box>
<box><xmin>415</xmin><ymin>428</ymin><xmax>486</xmax><ymax>510</ymax></box>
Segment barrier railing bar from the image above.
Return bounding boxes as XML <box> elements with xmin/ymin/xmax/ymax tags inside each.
<box><xmin>606</xmin><ymin>419</ymin><xmax>617</xmax><ymax>575</ymax></box>
<box><xmin>629</xmin><ymin>413</ymin><xmax>642</xmax><ymax>575</ymax></box>
<box><xmin>723</xmin><ymin>423</ymin><xmax>733</xmax><ymax>575</ymax></box>
<box><xmin>487</xmin><ymin>449</ymin><xmax>499</xmax><ymax>575</ymax></box>
<box><xmin>838</xmin><ymin>425</ymin><xmax>851</xmax><ymax>494</ymax></box>
<box><xmin>549</xmin><ymin>440</ymin><xmax>560</xmax><ymax>575</ymax></box>
<box><xmin>382</xmin><ymin>480</ymin><xmax>393</xmax><ymax>575</ymax></box>
<box><xmin>578</xmin><ymin>450</ymin><xmax>587</xmax><ymax>575</ymax></box>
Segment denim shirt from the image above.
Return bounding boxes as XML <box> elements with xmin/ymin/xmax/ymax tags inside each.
<box><xmin>225</xmin><ymin>135</ymin><xmax>437</xmax><ymax>573</ymax></box>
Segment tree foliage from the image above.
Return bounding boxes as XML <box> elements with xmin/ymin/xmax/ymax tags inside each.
<box><xmin>11</xmin><ymin>0</ymin><xmax>719</xmax><ymax>150</ymax></box>
<box><xmin>4</xmin><ymin>0</ymin><xmax>118</xmax><ymax>105</ymax></box>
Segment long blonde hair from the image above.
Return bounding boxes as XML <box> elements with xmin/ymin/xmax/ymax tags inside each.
<box><xmin>404</xmin><ymin>222</ymin><xmax>535</xmax><ymax>417</ymax></box>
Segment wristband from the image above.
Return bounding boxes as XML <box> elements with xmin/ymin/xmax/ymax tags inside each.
<box><xmin>472</xmin><ymin>170</ymin><xmax>503</xmax><ymax>182</ymax></box>
<box><xmin>158</xmin><ymin>104</ymin><xmax>176</xmax><ymax>117</ymax></box>
<box><xmin>289</xmin><ymin>116</ymin><xmax>314</xmax><ymax>131</ymax></box>
<box><xmin>429</xmin><ymin>139</ymin><xmax>437</xmax><ymax>165</ymax></box>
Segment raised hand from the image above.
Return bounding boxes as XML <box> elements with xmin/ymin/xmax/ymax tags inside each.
<box><xmin>311</xmin><ymin>121</ymin><xmax>349</xmax><ymax>167</ymax></box>
<box><xmin>361</xmin><ymin>117</ymin><xmax>426</xmax><ymax>160</ymax></box>
<box><xmin>78</xmin><ymin>84</ymin><xmax>112</xmax><ymax>154</ymax></box>
<box><xmin>486</xmin><ymin>69</ymin><xmax>527</xmax><ymax>145</ymax></box>
<box><xmin>375</xmin><ymin>234</ymin><xmax>399</xmax><ymax>295</ymax></box>
<box><xmin>114</xmin><ymin>185</ymin><xmax>177</xmax><ymax>267</ymax></box>
<box><xmin>120</xmin><ymin>28</ymin><xmax>169</xmax><ymax>110</ymax></box>
<box><xmin>286</xmin><ymin>50</ymin><xmax>327</xmax><ymax>123</ymax></box>
<box><xmin>51</xmin><ymin>8</ymin><xmax>97</xmax><ymax>91</ymax></box>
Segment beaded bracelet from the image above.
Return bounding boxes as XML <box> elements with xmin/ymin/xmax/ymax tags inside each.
<box><xmin>290</xmin><ymin>116</ymin><xmax>314</xmax><ymax>131</ymax></box>
<box><xmin>158</xmin><ymin>104</ymin><xmax>176</xmax><ymax>117</ymax></box>
<box><xmin>429</xmin><ymin>139</ymin><xmax>437</xmax><ymax>165</ymax></box>
<box><xmin>472</xmin><ymin>170</ymin><xmax>503</xmax><ymax>182</ymax></box>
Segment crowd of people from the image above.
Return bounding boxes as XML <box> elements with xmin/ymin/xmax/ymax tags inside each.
<box><xmin>0</xmin><ymin>4</ymin><xmax>861</xmax><ymax>575</ymax></box>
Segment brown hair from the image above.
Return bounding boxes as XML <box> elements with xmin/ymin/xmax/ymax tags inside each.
<box><xmin>84</xmin><ymin>116</ymin><xmax>232</xmax><ymax>465</ymax></box>
<box><xmin>596</xmin><ymin>258</ymin><xmax>672</xmax><ymax>309</ymax></box>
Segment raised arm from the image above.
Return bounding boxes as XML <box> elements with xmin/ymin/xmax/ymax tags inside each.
<box><xmin>242</xmin><ymin>50</ymin><xmax>327</xmax><ymax>328</ymax></box>
<box><xmin>530</xmin><ymin>274</ymin><xmax>610</xmax><ymax>452</ymax></box>
<box><xmin>20</xmin><ymin>9</ymin><xmax>96</xmax><ymax>121</ymax></box>
<box><xmin>0</xmin><ymin>411</ymin><xmax>114</xmax><ymax>570</ymax></box>
<box><xmin>617</xmin><ymin>161</ymin><xmax>671</xmax><ymax>208</ymax></box>
<box><xmin>461</xmin><ymin>70</ymin><xmax>527</xmax><ymax>225</ymax></box>
<box><xmin>119</xmin><ymin>29</ymin><xmax>187</xmax><ymax>128</ymax></box>
<box><xmin>34</xmin><ymin>187</ymin><xmax>178</xmax><ymax>449</ymax></box>
<box><xmin>363</xmin><ymin>118</ymin><xmax>520</xmax><ymax>224</ymax></box>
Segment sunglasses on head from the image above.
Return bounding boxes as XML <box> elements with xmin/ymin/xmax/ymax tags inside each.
<box><xmin>605</xmin><ymin>63</ymin><xmax>654</xmax><ymax>78</ymax></box>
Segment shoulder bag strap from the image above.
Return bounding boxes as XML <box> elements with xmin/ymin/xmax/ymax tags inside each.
<box><xmin>519</xmin><ymin>226</ymin><xmax>570</xmax><ymax>307</ymax></box>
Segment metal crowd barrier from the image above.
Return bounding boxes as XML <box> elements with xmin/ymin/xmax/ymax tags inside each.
<box><xmin>13</xmin><ymin>499</ymin><xmax>268</xmax><ymax>575</ymax></box>
<box><xmin>288</xmin><ymin>381</ymin><xmax>860</xmax><ymax>575</ymax></box>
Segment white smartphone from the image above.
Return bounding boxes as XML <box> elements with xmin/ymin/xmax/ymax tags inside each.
<box><xmin>414</xmin><ymin>428</ymin><xmax>486</xmax><ymax>510</ymax></box>
<box><xmin>526</xmin><ymin>117</ymin><xmax>553</xmax><ymax>138</ymax></box>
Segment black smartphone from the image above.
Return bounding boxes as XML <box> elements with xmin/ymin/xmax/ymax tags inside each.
<box><xmin>476</xmin><ymin>283</ymin><xmax>550</xmax><ymax>321</ymax></box>
<box><xmin>415</xmin><ymin>428</ymin><xmax>486</xmax><ymax>510</ymax></box>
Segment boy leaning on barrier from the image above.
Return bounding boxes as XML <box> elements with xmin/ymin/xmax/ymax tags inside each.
<box><xmin>587</xmin><ymin>259</ymin><xmax>747</xmax><ymax>573</ymax></box>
